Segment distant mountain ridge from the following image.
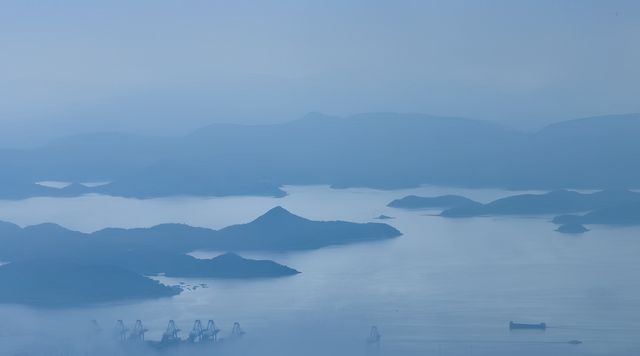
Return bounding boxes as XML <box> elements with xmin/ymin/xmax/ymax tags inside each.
<box><xmin>2</xmin><ymin>112</ymin><xmax>640</xmax><ymax>199</ymax></box>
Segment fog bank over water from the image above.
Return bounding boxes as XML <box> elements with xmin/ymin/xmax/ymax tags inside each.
<box><xmin>2</xmin><ymin>1</ymin><xmax>640</xmax><ymax>146</ymax></box>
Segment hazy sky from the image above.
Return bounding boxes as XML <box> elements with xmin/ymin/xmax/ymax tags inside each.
<box><xmin>1</xmin><ymin>0</ymin><xmax>639</xmax><ymax>143</ymax></box>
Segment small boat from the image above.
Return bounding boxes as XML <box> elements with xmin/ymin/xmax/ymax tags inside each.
<box><xmin>509</xmin><ymin>321</ymin><xmax>546</xmax><ymax>330</ymax></box>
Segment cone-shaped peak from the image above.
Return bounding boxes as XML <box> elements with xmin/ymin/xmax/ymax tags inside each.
<box><xmin>251</xmin><ymin>206</ymin><xmax>308</xmax><ymax>224</ymax></box>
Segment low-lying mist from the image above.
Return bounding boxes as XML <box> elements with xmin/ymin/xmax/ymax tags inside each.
<box><xmin>0</xmin><ymin>311</ymin><xmax>384</xmax><ymax>356</ymax></box>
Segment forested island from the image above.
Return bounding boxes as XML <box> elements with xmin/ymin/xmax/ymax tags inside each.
<box><xmin>389</xmin><ymin>189</ymin><xmax>640</xmax><ymax>229</ymax></box>
<box><xmin>0</xmin><ymin>207</ymin><xmax>399</xmax><ymax>305</ymax></box>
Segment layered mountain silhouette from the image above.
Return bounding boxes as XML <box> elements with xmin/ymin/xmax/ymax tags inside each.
<box><xmin>3</xmin><ymin>113</ymin><xmax>640</xmax><ymax>199</ymax></box>
<box><xmin>0</xmin><ymin>207</ymin><xmax>398</xmax><ymax>305</ymax></box>
<box><xmin>0</xmin><ymin>207</ymin><xmax>398</xmax><ymax>278</ymax></box>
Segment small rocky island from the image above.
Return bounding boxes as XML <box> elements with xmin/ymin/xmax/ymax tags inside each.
<box><xmin>374</xmin><ymin>214</ymin><xmax>394</xmax><ymax>220</ymax></box>
<box><xmin>555</xmin><ymin>223</ymin><xmax>589</xmax><ymax>234</ymax></box>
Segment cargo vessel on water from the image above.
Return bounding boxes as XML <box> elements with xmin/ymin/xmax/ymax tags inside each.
<box><xmin>509</xmin><ymin>321</ymin><xmax>546</xmax><ymax>330</ymax></box>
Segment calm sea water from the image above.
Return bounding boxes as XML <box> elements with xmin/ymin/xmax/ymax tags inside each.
<box><xmin>0</xmin><ymin>185</ymin><xmax>639</xmax><ymax>355</ymax></box>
